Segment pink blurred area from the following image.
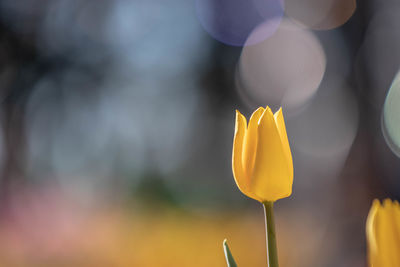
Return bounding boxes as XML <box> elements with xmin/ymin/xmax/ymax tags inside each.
<box><xmin>0</xmin><ymin>185</ymin><xmax>267</xmax><ymax>266</ymax></box>
<box><xmin>0</xmin><ymin>183</ymin><xmax>343</xmax><ymax>267</ymax></box>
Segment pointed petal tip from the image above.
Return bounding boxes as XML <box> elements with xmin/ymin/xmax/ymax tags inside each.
<box><xmin>368</xmin><ymin>199</ymin><xmax>381</xmax><ymax>222</ymax></box>
<box><xmin>250</xmin><ymin>107</ymin><xmax>264</xmax><ymax>122</ymax></box>
<box><xmin>383</xmin><ymin>198</ymin><xmax>392</xmax><ymax>207</ymax></box>
<box><xmin>235</xmin><ymin>110</ymin><xmax>246</xmax><ymax>122</ymax></box>
<box><xmin>372</xmin><ymin>199</ymin><xmax>381</xmax><ymax>205</ymax></box>
<box><xmin>260</xmin><ymin>105</ymin><xmax>274</xmax><ymax>122</ymax></box>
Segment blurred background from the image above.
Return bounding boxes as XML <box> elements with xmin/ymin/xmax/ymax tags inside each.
<box><xmin>0</xmin><ymin>0</ymin><xmax>398</xmax><ymax>266</ymax></box>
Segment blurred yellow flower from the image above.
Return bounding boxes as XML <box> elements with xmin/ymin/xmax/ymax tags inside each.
<box><xmin>366</xmin><ymin>199</ymin><xmax>400</xmax><ymax>267</ymax></box>
<box><xmin>232</xmin><ymin>106</ymin><xmax>293</xmax><ymax>202</ymax></box>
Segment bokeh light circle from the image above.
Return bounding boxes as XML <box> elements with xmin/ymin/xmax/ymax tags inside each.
<box><xmin>355</xmin><ymin>7</ymin><xmax>400</xmax><ymax>111</ymax></box>
<box><xmin>285</xmin><ymin>0</ymin><xmax>356</xmax><ymax>30</ymax></box>
<box><xmin>286</xmin><ymin>75</ymin><xmax>359</xmax><ymax>182</ymax></box>
<box><xmin>288</xmin><ymin>76</ymin><xmax>359</xmax><ymax>159</ymax></box>
<box><xmin>237</xmin><ymin>19</ymin><xmax>326</xmax><ymax>112</ymax></box>
<box><xmin>382</xmin><ymin>71</ymin><xmax>400</xmax><ymax>157</ymax></box>
<box><xmin>195</xmin><ymin>0</ymin><xmax>284</xmax><ymax>46</ymax></box>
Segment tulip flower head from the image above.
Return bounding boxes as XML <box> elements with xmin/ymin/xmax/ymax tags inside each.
<box><xmin>232</xmin><ymin>107</ymin><xmax>293</xmax><ymax>202</ymax></box>
<box><xmin>366</xmin><ymin>199</ymin><xmax>400</xmax><ymax>267</ymax></box>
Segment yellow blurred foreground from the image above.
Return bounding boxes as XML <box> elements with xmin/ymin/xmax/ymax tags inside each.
<box><xmin>0</xmin><ymin>187</ymin><xmax>333</xmax><ymax>266</ymax></box>
<box><xmin>0</xmin><ymin>209</ymin><xmax>265</xmax><ymax>266</ymax></box>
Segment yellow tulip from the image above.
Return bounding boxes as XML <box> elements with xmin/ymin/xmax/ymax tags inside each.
<box><xmin>232</xmin><ymin>106</ymin><xmax>293</xmax><ymax>202</ymax></box>
<box><xmin>366</xmin><ymin>199</ymin><xmax>400</xmax><ymax>267</ymax></box>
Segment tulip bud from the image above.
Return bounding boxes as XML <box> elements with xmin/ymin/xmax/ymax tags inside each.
<box><xmin>232</xmin><ymin>106</ymin><xmax>293</xmax><ymax>202</ymax></box>
<box><xmin>366</xmin><ymin>199</ymin><xmax>400</xmax><ymax>267</ymax></box>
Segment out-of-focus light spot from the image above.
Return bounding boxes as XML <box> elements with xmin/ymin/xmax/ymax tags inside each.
<box><xmin>355</xmin><ymin>7</ymin><xmax>400</xmax><ymax>110</ymax></box>
<box><xmin>374</xmin><ymin>128</ymin><xmax>400</xmax><ymax>193</ymax></box>
<box><xmin>26</xmin><ymin>70</ymin><xmax>200</xmax><ymax>183</ymax></box>
<box><xmin>382</xmin><ymin>71</ymin><xmax>400</xmax><ymax>157</ymax></box>
<box><xmin>285</xmin><ymin>0</ymin><xmax>356</xmax><ymax>30</ymax></box>
<box><xmin>284</xmin><ymin>76</ymin><xmax>358</xmax><ymax>197</ymax></box>
<box><xmin>287</xmin><ymin>75</ymin><xmax>359</xmax><ymax>168</ymax></box>
<box><xmin>195</xmin><ymin>0</ymin><xmax>284</xmax><ymax>46</ymax></box>
<box><xmin>100</xmin><ymin>80</ymin><xmax>200</xmax><ymax>174</ymax></box>
<box><xmin>106</xmin><ymin>0</ymin><xmax>207</xmax><ymax>75</ymax></box>
<box><xmin>26</xmin><ymin>73</ymin><xmax>121</xmax><ymax>182</ymax></box>
<box><xmin>237</xmin><ymin>20</ymin><xmax>326</xmax><ymax>112</ymax></box>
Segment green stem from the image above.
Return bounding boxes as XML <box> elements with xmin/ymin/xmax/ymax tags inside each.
<box><xmin>263</xmin><ymin>202</ymin><xmax>279</xmax><ymax>267</ymax></box>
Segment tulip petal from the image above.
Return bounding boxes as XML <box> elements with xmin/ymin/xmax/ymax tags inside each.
<box><xmin>367</xmin><ymin>199</ymin><xmax>400</xmax><ymax>267</ymax></box>
<box><xmin>366</xmin><ymin>199</ymin><xmax>380</xmax><ymax>265</ymax></box>
<box><xmin>393</xmin><ymin>200</ymin><xmax>400</xmax><ymax>242</ymax></box>
<box><xmin>392</xmin><ymin>201</ymin><xmax>400</xmax><ymax>265</ymax></box>
<box><xmin>274</xmin><ymin>108</ymin><xmax>293</xmax><ymax>182</ymax></box>
<box><xmin>383</xmin><ymin>199</ymin><xmax>400</xmax><ymax>265</ymax></box>
<box><xmin>242</xmin><ymin>107</ymin><xmax>264</xmax><ymax>180</ymax></box>
<box><xmin>232</xmin><ymin>110</ymin><xmax>250</xmax><ymax>196</ymax></box>
<box><xmin>250</xmin><ymin>107</ymin><xmax>292</xmax><ymax>202</ymax></box>
<box><xmin>378</xmin><ymin>200</ymin><xmax>394</xmax><ymax>266</ymax></box>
